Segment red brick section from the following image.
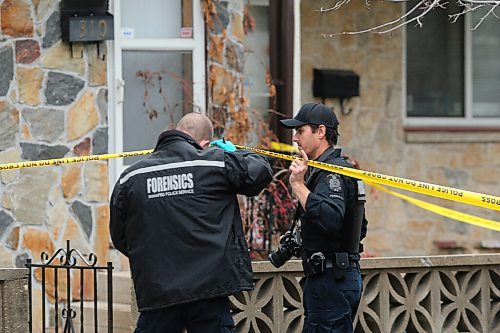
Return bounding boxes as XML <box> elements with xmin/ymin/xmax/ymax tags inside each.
<box><xmin>15</xmin><ymin>40</ymin><xmax>41</xmax><ymax>64</ymax></box>
<box><xmin>73</xmin><ymin>138</ymin><xmax>91</xmax><ymax>156</ymax></box>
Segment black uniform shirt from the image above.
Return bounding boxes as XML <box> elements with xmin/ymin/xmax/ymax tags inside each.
<box><xmin>299</xmin><ymin>147</ymin><xmax>359</xmax><ymax>256</ymax></box>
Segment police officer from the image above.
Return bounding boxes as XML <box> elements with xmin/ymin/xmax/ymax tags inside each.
<box><xmin>110</xmin><ymin>112</ymin><xmax>273</xmax><ymax>333</ymax></box>
<box><xmin>280</xmin><ymin>103</ymin><xmax>368</xmax><ymax>333</ymax></box>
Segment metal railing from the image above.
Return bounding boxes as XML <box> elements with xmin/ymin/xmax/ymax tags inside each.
<box><xmin>243</xmin><ymin>167</ymin><xmax>296</xmax><ymax>259</ymax></box>
<box><xmin>26</xmin><ymin>240</ymin><xmax>114</xmax><ymax>333</ymax></box>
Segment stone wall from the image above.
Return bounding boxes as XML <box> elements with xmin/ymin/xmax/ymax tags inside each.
<box><xmin>205</xmin><ymin>0</ymin><xmax>253</xmax><ymax>143</ymax></box>
<box><xmin>0</xmin><ymin>0</ymin><xmax>112</xmax><ymax>326</ymax></box>
<box><xmin>300</xmin><ymin>2</ymin><xmax>500</xmax><ymax>257</ymax></box>
<box><xmin>0</xmin><ymin>268</ymin><xmax>29</xmax><ymax>333</ymax></box>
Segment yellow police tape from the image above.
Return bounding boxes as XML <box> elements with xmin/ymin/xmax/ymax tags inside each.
<box><xmin>270</xmin><ymin>141</ymin><xmax>299</xmax><ymax>153</ymax></box>
<box><xmin>367</xmin><ymin>182</ymin><xmax>500</xmax><ymax>232</ymax></box>
<box><xmin>0</xmin><ymin>150</ymin><xmax>154</xmax><ymax>171</ymax></box>
<box><xmin>267</xmin><ymin>143</ymin><xmax>500</xmax><ymax>231</ymax></box>
<box><xmin>235</xmin><ymin>145</ymin><xmax>500</xmax><ymax>213</ymax></box>
<box><xmin>1</xmin><ymin>143</ymin><xmax>499</xmax><ymax>230</ymax></box>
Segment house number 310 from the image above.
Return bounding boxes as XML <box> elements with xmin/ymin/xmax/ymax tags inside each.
<box><xmin>79</xmin><ymin>19</ymin><xmax>108</xmax><ymax>39</ymax></box>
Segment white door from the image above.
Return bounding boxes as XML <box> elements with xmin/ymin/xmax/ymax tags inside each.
<box><xmin>109</xmin><ymin>0</ymin><xmax>205</xmax><ymax>184</ymax></box>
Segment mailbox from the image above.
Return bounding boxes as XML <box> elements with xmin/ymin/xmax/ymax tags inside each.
<box><xmin>313</xmin><ymin>69</ymin><xmax>359</xmax><ymax>115</ymax></box>
<box><xmin>61</xmin><ymin>0</ymin><xmax>114</xmax><ymax>42</ymax></box>
<box><xmin>313</xmin><ymin>69</ymin><xmax>359</xmax><ymax>99</ymax></box>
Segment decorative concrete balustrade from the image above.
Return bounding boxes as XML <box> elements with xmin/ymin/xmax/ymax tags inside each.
<box><xmin>129</xmin><ymin>254</ymin><xmax>499</xmax><ymax>332</ymax></box>
<box><xmin>354</xmin><ymin>254</ymin><xmax>500</xmax><ymax>333</ymax></box>
<box><xmin>132</xmin><ymin>254</ymin><xmax>500</xmax><ymax>332</ymax></box>
<box><xmin>0</xmin><ymin>268</ymin><xmax>29</xmax><ymax>333</ymax></box>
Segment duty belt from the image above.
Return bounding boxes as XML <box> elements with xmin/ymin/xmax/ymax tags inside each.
<box><xmin>303</xmin><ymin>252</ymin><xmax>359</xmax><ymax>277</ymax></box>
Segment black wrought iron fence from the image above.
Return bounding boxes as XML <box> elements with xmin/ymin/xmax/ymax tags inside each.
<box><xmin>25</xmin><ymin>240</ymin><xmax>114</xmax><ymax>333</ymax></box>
<box><xmin>243</xmin><ymin>164</ymin><xmax>296</xmax><ymax>260</ymax></box>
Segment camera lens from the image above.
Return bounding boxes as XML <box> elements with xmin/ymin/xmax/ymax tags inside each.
<box><xmin>268</xmin><ymin>247</ymin><xmax>292</xmax><ymax>268</ymax></box>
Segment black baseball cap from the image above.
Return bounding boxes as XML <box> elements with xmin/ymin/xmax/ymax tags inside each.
<box><xmin>280</xmin><ymin>103</ymin><xmax>339</xmax><ymax>129</ymax></box>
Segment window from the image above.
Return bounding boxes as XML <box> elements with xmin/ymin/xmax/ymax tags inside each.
<box><xmin>244</xmin><ymin>0</ymin><xmax>271</xmax><ymax>146</ymax></box>
<box><xmin>243</xmin><ymin>0</ymin><xmax>295</xmax><ymax>144</ymax></box>
<box><xmin>121</xmin><ymin>51</ymin><xmax>193</xmax><ymax>165</ymax></box>
<box><xmin>405</xmin><ymin>4</ymin><xmax>500</xmax><ymax>127</ymax></box>
<box><xmin>471</xmin><ymin>8</ymin><xmax>500</xmax><ymax>118</ymax></box>
<box><xmin>109</xmin><ymin>0</ymin><xmax>205</xmax><ymax>181</ymax></box>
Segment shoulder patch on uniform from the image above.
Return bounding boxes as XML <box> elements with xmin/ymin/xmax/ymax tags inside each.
<box><xmin>327</xmin><ymin>174</ymin><xmax>342</xmax><ymax>192</ymax></box>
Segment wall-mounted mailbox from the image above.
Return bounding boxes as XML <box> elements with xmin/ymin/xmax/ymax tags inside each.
<box><xmin>313</xmin><ymin>69</ymin><xmax>359</xmax><ymax>115</ymax></box>
<box><xmin>313</xmin><ymin>69</ymin><xmax>359</xmax><ymax>99</ymax></box>
<box><xmin>61</xmin><ymin>0</ymin><xmax>114</xmax><ymax>42</ymax></box>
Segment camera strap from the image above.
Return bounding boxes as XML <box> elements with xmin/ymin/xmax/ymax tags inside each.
<box><xmin>290</xmin><ymin>209</ymin><xmax>299</xmax><ymax>230</ymax></box>
<box><xmin>289</xmin><ymin>210</ymin><xmax>302</xmax><ymax>247</ymax></box>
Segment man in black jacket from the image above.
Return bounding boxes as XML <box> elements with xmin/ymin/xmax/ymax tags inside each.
<box><xmin>280</xmin><ymin>103</ymin><xmax>367</xmax><ymax>333</ymax></box>
<box><xmin>110</xmin><ymin>112</ymin><xmax>273</xmax><ymax>333</ymax></box>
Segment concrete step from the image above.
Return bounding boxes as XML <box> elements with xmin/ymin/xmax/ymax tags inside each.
<box><xmin>73</xmin><ymin>301</ymin><xmax>131</xmax><ymax>333</ymax></box>
<box><xmin>97</xmin><ymin>270</ymin><xmax>132</xmax><ymax>305</ymax></box>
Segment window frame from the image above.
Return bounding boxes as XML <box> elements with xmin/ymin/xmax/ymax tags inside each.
<box><xmin>269</xmin><ymin>0</ymin><xmax>296</xmax><ymax>143</ymax></box>
<box><xmin>403</xmin><ymin>9</ymin><xmax>500</xmax><ymax>129</ymax></box>
<box><xmin>108</xmin><ymin>0</ymin><xmax>206</xmax><ymax>186</ymax></box>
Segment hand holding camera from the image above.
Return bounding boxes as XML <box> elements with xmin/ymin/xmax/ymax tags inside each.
<box><xmin>268</xmin><ymin>230</ymin><xmax>303</xmax><ymax>268</ymax></box>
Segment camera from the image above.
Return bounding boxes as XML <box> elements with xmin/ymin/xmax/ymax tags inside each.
<box><xmin>268</xmin><ymin>230</ymin><xmax>302</xmax><ymax>268</ymax></box>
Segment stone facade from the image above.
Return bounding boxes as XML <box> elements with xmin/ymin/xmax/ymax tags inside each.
<box><xmin>300</xmin><ymin>2</ymin><xmax>500</xmax><ymax>257</ymax></box>
<box><xmin>205</xmin><ymin>0</ymin><xmax>252</xmax><ymax>144</ymax></box>
<box><xmin>0</xmin><ymin>269</ymin><xmax>29</xmax><ymax>333</ymax></box>
<box><xmin>0</xmin><ymin>0</ymin><xmax>110</xmax><ymax>327</ymax></box>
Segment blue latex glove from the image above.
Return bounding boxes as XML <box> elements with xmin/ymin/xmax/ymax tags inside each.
<box><xmin>210</xmin><ymin>139</ymin><xmax>237</xmax><ymax>152</ymax></box>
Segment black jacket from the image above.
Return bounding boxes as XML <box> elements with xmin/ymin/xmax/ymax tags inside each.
<box><xmin>110</xmin><ymin>130</ymin><xmax>273</xmax><ymax>311</ymax></box>
<box><xmin>299</xmin><ymin>147</ymin><xmax>367</xmax><ymax>257</ymax></box>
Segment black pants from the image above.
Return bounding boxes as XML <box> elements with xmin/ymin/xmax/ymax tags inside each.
<box><xmin>302</xmin><ymin>266</ymin><xmax>362</xmax><ymax>333</ymax></box>
<box><xmin>134</xmin><ymin>297</ymin><xmax>235</xmax><ymax>333</ymax></box>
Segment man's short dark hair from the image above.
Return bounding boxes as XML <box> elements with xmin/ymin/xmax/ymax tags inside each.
<box><xmin>309</xmin><ymin>124</ymin><xmax>339</xmax><ymax>146</ymax></box>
